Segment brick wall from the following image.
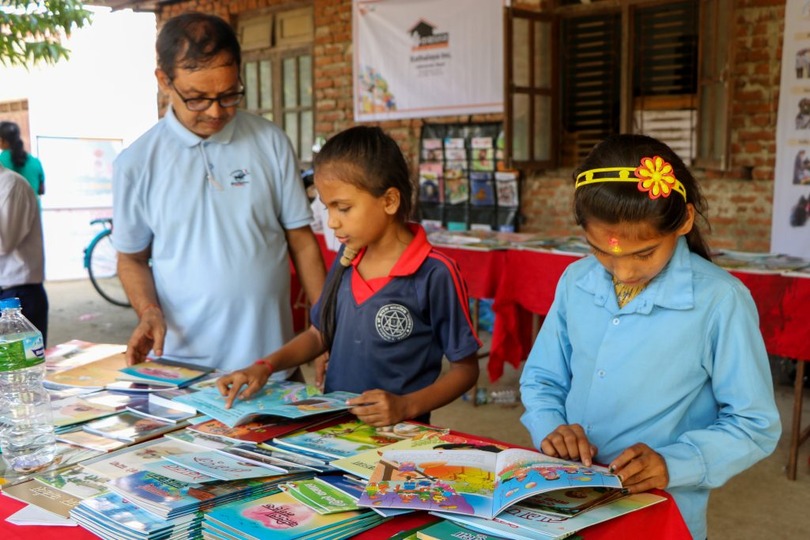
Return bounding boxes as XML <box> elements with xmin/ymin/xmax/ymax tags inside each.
<box><xmin>153</xmin><ymin>0</ymin><xmax>786</xmax><ymax>252</ymax></box>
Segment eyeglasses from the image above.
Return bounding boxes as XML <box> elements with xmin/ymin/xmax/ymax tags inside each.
<box><xmin>169</xmin><ymin>80</ymin><xmax>245</xmax><ymax>111</ymax></box>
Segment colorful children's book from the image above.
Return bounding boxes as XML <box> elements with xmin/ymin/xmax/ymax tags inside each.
<box><xmin>117</xmin><ymin>358</ymin><xmax>213</xmax><ymax>388</ymax></box>
<box><xmin>142</xmin><ymin>459</ymin><xmax>220</xmax><ymax>483</ymax></box>
<box><xmin>1</xmin><ymin>477</ymin><xmax>86</xmax><ymax>519</ymax></box>
<box><xmin>188</xmin><ymin>415</ymin><xmax>336</xmax><ymax>445</ymax></box>
<box><xmin>82</xmin><ymin>411</ymin><xmax>181</xmax><ymax>442</ymax></box>
<box><xmin>80</xmin><ymin>436</ymin><xmax>220</xmax><ymax>479</ymax></box>
<box><xmin>44</xmin><ymin>352</ymin><xmax>127</xmax><ymax>390</ymax></box>
<box><xmin>164</xmin><ymin>450</ymin><xmax>289</xmax><ymax>481</ymax></box>
<box><xmin>70</xmin><ymin>491</ymin><xmax>204</xmax><ymax>538</ymax></box>
<box><xmin>331</xmin><ymin>432</ymin><xmax>508</xmax><ymax>480</ymax></box>
<box><xmin>435</xmin><ymin>492</ymin><xmax>667</xmax><ymax>540</ymax></box>
<box><xmin>164</xmin><ymin>426</ymin><xmax>234</xmax><ymax>450</ymax></box>
<box><xmin>174</xmin><ymin>380</ymin><xmax>358</xmax><ymax>427</ymax></box>
<box><xmin>274</xmin><ymin>419</ymin><xmax>447</xmax><ymax>461</ymax></box>
<box><xmin>56</xmin><ymin>429</ymin><xmax>127</xmax><ymax>452</ymax></box>
<box><xmin>45</xmin><ymin>340</ymin><xmax>126</xmax><ymax>373</ymax></box>
<box><xmin>416</xmin><ymin>520</ymin><xmax>503</xmax><ymax>540</ymax></box>
<box><xmin>216</xmin><ymin>444</ymin><xmax>322</xmax><ymax>473</ymax></box>
<box><xmin>126</xmin><ymin>399</ymin><xmax>198</xmax><ymax>423</ymax></box>
<box><xmin>203</xmin><ymin>488</ymin><xmax>378</xmax><ymax>540</ymax></box>
<box><xmin>50</xmin><ymin>394</ymin><xmax>121</xmax><ymax>429</ymax></box>
<box><xmin>280</xmin><ymin>477</ymin><xmax>361</xmax><ymax>514</ymax></box>
<box><xmin>107</xmin><ymin>470</ymin><xmax>295</xmax><ymax>518</ymax></box>
<box><xmin>357</xmin><ymin>447</ymin><xmax>622</xmax><ymax>520</ymax></box>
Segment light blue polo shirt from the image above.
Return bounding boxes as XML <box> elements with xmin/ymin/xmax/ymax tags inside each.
<box><xmin>519</xmin><ymin>237</ymin><xmax>781</xmax><ymax>540</ymax></box>
<box><xmin>112</xmin><ymin>108</ymin><xmax>312</xmax><ymax>373</ymax></box>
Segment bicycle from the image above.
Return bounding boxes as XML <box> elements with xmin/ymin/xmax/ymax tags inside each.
<box><xmin>83</xmin><ymin>217</ymin><xmax>132</xmax><ymax>307</ymax></box>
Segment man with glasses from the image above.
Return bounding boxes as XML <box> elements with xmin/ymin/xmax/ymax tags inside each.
<box><xmin>112</xmin><ymin>13</ymin><xmax>326</xmax><ymax>377</ymax></box>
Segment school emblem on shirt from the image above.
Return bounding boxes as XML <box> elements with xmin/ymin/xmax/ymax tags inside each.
<box><xmin>375</xmin><ymin>304</ymin><xmax>413</xmax><ymax>342</ymax></box>
<box><xmin>229</xmin><ymin>168</ymin><xmax>250</xmax><ymax>186</ymax></box>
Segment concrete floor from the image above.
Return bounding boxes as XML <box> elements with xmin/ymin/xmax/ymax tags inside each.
<box><xmin>45</xmin><ymin>278</ymin><xmax>810</xmax><ymax>539</ymax></box>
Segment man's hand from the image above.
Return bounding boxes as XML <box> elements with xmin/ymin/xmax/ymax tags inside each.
<box><xmin>609</xmin><ymin>443</ymin><xmax>669</xmax><ymax>493</ymax></box>
<box><xmin>126</xmin><ymin>307</ymin><xmax>166</xmax><ymax>365</ymax></box>
<box><xmin>540</xmin><ymin>424</ymin><xmax>598</xmax><ymax>467</ymax></box>
<box><xmin>216</xmin><ymin>363</ymin><xmax>273</xmax><ymax>409</ymax></box>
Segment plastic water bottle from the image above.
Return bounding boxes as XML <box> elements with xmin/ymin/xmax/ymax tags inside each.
<box><xmin>489</xmin><ymin>387</ymin><xmax>519</xmax><ymax>404</ymax></box>
<box><xmin>0</xmin><ymin>297</ymin><xmax>56</xmax><ymax>472</ymax></box>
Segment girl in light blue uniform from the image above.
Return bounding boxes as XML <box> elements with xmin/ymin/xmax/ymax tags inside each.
<box><xmin>520</xmin><ymin>134</ymin><xmax>781</xmax><ymax>539</ymax></box>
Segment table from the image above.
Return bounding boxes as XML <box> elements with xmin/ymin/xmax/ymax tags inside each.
<box><xmin>435</xmin><ymin>246</ymin><xmax>810</xmax><ymax>480</ymax></box>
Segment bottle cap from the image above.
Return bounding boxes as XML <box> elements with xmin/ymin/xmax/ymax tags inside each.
<box><xmin>0</xmin><ymin>297</ymin><xmax>21</xmax><ymax>310</ymax></box>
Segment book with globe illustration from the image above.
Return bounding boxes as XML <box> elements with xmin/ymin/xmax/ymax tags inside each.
<box><xmin>174</xmin><ymin>380</ymin><xmax>358</xmax><ymax>427</ymax></box>
<box><xmin>357</xmin><ymin>447</ymin><xmax>622</xmax><ymax>520</ymax></box>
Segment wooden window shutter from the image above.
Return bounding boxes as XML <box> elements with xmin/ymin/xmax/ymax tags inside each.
<box><xmin>560</xmin><ymin>13</ymin><xmax>621</xmax><ymax>167</ymax></box>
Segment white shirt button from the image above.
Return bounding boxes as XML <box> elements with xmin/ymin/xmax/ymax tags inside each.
<box><xmin>612</xmin><ymin>318</ymin><xmax>620</xmax><ymax>325</ymax></box>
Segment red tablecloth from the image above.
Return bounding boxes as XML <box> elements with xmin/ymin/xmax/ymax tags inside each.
<box><xmin>436</xmin><ymin>247</ymin><xmax>810</xmax><ymax>381</ymax></box>
<box><xmin>0</xmin><ymin>484</ymin><xmax>689</xmax><ymax>539</ymax></box>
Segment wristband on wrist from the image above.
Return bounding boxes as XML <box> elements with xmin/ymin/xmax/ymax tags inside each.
<box><xmin>255</xmin><ymin>359</ymin><xmax>274</xmax><ymax>376</ymax></box>
<box><xmin>138</xmin><ymin>303</ymin><xmax>161</xmax><ymax>317</ymax></box>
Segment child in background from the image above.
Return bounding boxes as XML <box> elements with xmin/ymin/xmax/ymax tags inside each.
<box><xmin>218</xmin><ymin>126</ymin><xmax>480</xmax><ymax>426</ymax></box>
<box><xmin>519</xmin><ymin>134</ymin><xmax>780</xmax><ymax>539</ymax></box>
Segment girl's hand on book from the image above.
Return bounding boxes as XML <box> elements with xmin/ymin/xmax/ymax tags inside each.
<box><xmin>608</xmin><ymin>443</ymin><xmax>669</xmax><ymax>493</ymax></box>
<box><xmin>346</xmin><ymin>389</ymin><xmax>410</xmax><ymax>427</ymax></box>
<box><xmin>540</xmin><ymin>423</ymin><xmax>598</xmax><ymax>467</ymax></box>
<box><xmin>216</xmin><ymin>363</ymin><xmax>272</xmax><ymax>409</ymax></box>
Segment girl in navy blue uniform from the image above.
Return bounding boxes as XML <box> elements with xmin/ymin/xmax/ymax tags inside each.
<box><xmin>218</xmin><ymin>126</ymin><xmax>481</xmax><ymax>426</ymax></box>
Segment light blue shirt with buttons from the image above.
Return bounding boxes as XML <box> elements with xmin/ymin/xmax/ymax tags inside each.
<box><xmin>520</xmin><ymin>237</ymin><xmax>781</xmax><ymax>540</ymax></box>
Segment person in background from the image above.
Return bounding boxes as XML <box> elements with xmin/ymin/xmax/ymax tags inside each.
<box><xmin>0</xmin><ymin>164</ymin><xmax>48</xmax><ymax>344</ymax></box>
<box><xmin>0</xmin><ymin>121</ymin><xmax>46</xmax><ymax>206</ymax></box>
<box><xmin>519</xmin><ymin>134</ymin><xmax>780</xmax><ymax>539</ymax></box>
<box><xmin>112</xmin><ymin>13</ymin><xmax>325</xmax><ymax>375</ymax></box>
<box><xmin>217</xmin><ymin>126</ymin><xmax>481</xmax><ymax>427</ymax></box>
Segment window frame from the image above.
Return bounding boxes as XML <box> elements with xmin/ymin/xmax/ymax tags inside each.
<box><xmin>506</xmin><ymin>0</ymin><xmax>733</xmax><ymax>171</ymax></box>
<box><xmin>238</xmin><ymin>5</ymin><xmax>315</xmax><ymax>163</ymax></box>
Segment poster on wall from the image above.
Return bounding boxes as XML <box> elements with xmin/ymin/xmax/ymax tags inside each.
<box><xmin>36</xmin><ymin>136</ymin><xmax>122</xmax><ymax>210</ymax></box>
<box><xmin>771</xmin><ymin>0</ymin><xmax>810</xmax><ymax>257</ymax></box>
<box><xmin>353</xmin><ymin>0</ymin><xmax>504</xmax><ymax>122</ymax></box>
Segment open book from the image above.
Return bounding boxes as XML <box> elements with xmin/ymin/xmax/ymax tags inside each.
<box><xmin>174</xmin><ymin>380</ymin><xmax>358</xmax><ymax>427</ymax></box>
<box><xmin>357</xmin><ymin>447</ymin><xmax>622</xmax><ymax>520</ymax></box>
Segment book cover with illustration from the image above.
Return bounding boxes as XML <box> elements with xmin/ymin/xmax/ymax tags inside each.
<box><xmin>45</xmin><ymin>340</ymin><xmax>126</xmax><ymax>373</ymax></box>
<box><xmin>435</xmin><ymin>492</ymin><xmax>666</xmax><ymax>540</ymax></box>
<box><xmin>117</xmin><ymin>358</ymin><xmax>212</xmax><ymax>388</ymax></box>
<box><xmin>82</xmin><ymin>411</ymin><xmax>180</xmax><ymax>442</ymax></box>
<box><xmin>44</xmin><ymin>352</ymin><xmax>127</xmax><ymax>390</ymax></box>
<box><xmin>142</xmin><ymin>459</ymin><xmax>220</xmax><ymax>483</ymax></box>
<box><xmin>164</xmin><ymin>450</ymin><xmax>288</xmax><ymax>481</ymax></box>
<box><xmin>70</xmin><ymin>491</ymin><xmax>203</xmax><ymax>537</ymax></box>
<box><xmin>50</xmin><ymin>394</ymin><xmax>121</xmax><ymax>429</ymax></box>
<box><xmin>80</xmin><ymin>436</ymin><xmax>207</xmax><ymax>479</ymax></box>
<box><xmin>174</xmin><ymin>380</ymin><xmax>358</xmax><ymax>427</ymax></box>
<box><xmin>56</xmin><ymin>429</ymin><xmax>127</xmax><ymax>452</ymax></box>
<box><xmin>275</xmin><ymin>420</ymin><xmax>446</xmax><ymax>461</ymax></box>
<box><xmin>216</xmin><ymin>444</ymin><xmax>322</xmax><ymax>474</ymax></box>
<box><xmin>188</xmin><ymin>415</ymin><xmax>335</xmax><ymax>444</ymax></box>
<box><xmin>126</xmin><ymin>399</ymin><xmax>198</xmax><ymax>423</ymax></box>
<box><xmin>2</xmin><ymin>464</ymin><xmax>110</xmax><ymax>519</ymax></box>
<box><xmin>107</xmin><ymin>470</ymin><xmax>284</xmax><ymax>518</ymax></box>
<box><xmin>280</xmin><ymin>477</ymin><xmax>360</xmax><ymax>515</ymax></box>
<box><xmin>357</xmin><ymin>448</ymin><xmax>622</xmax><ymax>519</ymax></box>
<box><xmin>203</xmin><ymin>489</ymin><xmax>378</xmax><ymax>540</ymax></box>
<box><xmin>331</xmin><ymin>431</ymin><xmax>507</xmax><ymax>480</ymax></box>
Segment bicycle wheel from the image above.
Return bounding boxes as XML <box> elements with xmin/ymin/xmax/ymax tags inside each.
<box><xmin>86</xmin><ymin>230</ymin><xmax>131</xmax><ymax>307</ymax></box>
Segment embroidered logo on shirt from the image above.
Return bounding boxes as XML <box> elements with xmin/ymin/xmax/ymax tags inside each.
<box><xmin>375</xmin><ymin>304</ymin><xmax>413</xmax><ymax>342</ymax></box>
<box><xmin>230</xmin><ymin>169</ymin><xmax>250</xmax><ymax>186</ymax></box>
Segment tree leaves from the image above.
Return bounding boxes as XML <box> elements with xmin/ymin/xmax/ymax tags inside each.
<box><xmin>1</xmin><ymin>0</ymin><xmax>93</xmax><ymax>67</ymax></box>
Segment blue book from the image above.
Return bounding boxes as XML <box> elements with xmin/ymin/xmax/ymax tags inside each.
<box><xmin>175</xmin><ymin>380</ymin><xmax>358</xmax><ymax>427</ymax></box>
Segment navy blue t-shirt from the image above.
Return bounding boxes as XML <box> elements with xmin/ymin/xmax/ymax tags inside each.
<box><xmin>311</xmin><ymin>226</ymin><xmax>480</xmax><ymax>414</ymax></box>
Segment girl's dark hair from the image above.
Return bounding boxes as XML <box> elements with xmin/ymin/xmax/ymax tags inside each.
<box><xmin>156</xmin><ymin>12</ymin><xmax>241</xmax><ymax>78</ymax></box>
<box><xmin>0</xmin><ymin>121</ymin><xmax>28</xmax><ymax>168</ymax></box>
<box><xmin>314</xmin><ymin>125</ymin><xmax>412</xmax><ymax>352</ymax></box>
<box><xmin>573</xmin><ymin>133</ymin><xmax>711</xmax><ymax>260</ymax></box>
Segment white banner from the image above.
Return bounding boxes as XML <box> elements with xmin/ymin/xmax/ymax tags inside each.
<box><xmin>353</xmin><ymin>0</ymin><xmax>504</xmax><ymax>121</ymax></box>
<box><xmin>771</xmin><ymin>0</ymin><xmax>810</xmax><ymax>257</ymax></box>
